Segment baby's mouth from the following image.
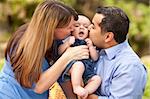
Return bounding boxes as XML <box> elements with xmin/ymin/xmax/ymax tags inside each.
<box><xmin>79</xmin><ymin>31</ymin><xmax>84</xmax><ymax>36</ymax></box>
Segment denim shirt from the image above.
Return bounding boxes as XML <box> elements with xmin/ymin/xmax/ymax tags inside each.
<box><xmin>95</xmin><ymin>41</ymin><xmax>147</xmax><ymax>99</ymax></box>
<box><xmin>0</xmin><ymin>58</ymin><xmax>50</xmax><ymax>99</ymax></box>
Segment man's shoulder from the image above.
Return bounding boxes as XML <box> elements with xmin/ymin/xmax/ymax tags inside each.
<box><xmin>112</xmin><ymin>50</ymin><xmax>146</xmax><ymax>76</ymax></box>
<box><xmin>114</xmin><ymin>47</ymin><xmax>143</xmax><ymax>67</ymax></box>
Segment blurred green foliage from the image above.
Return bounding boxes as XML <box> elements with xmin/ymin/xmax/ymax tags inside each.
<box><xmin>0</xmin><ymin>59</ymin><xmax>4</xmax><ymax>70</ymax></box>
<box><xmin>142</xmin><ymin>57</ymin><xmax>150</xmax><ymax>99</ymax></box>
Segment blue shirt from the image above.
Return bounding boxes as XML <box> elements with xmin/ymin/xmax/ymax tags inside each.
<box><xmin>0</xmin><ymin>58</ymin><xmax>50</xmax><ymax>99</ymax></box>
<box><xmin>95</xmin><ymin>41</ymin><xmax>147</xmax><ymax>99</ymax></box>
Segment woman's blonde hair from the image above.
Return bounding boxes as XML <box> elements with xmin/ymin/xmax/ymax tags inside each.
<box><xmin>5</xmin><ymin>0</ymin><xmax>78</xmax><ymax>88</ymax></box>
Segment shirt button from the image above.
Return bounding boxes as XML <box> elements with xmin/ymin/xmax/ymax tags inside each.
<box><xmin>94</xmin><ymin>67</ymin><xmax>96</xmax><ymax>71</ymax></box>
<box><xmin>100</xmin><ymin>56</ymin><xmax>103</xmax><ymax>59</ymax></box>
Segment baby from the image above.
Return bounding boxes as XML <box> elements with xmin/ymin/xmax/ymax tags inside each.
<box><xmin>58</xmin><ymin>15</ymin><xmax>101</xmax><ymax>98</ymax></box>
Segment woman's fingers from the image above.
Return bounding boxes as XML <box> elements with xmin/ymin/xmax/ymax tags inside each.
<box><xmin>71</xmin><ymin>45</ymin><xmax>89</xmax><ymax>60</ymax></box>
<box><xmin>64</xmin><ymin>45</ymin><xmax>89</xmax><ymax>61</ymax></box>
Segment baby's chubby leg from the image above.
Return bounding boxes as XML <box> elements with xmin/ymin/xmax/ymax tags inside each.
<box><xmin>69</xmin><ymin>61</ymin><xmax>88</xmax><ymax>98</ymax></box>
<box><xmin>84</xmin><ymin>75</ymin><xmax>101</xmax><ymax>94</ymax></box>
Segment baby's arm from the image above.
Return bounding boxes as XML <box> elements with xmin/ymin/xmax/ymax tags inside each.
<box><xmin>58</xmin><ymin>36</ymin><xmax>75</xmax><ymax>55</ymax></box>
<box><xmin>85</xmin><ymin>38</ymin><xmax>98</xmax><ymax>61</ymax></box>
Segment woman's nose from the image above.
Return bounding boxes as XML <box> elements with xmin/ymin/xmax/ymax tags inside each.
<box><xmin>70</xmin><ymin>26</ymin><xmax>75</xmax><ymax>32</ymax></box>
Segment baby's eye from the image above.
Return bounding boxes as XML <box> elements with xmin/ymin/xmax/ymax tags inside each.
<box><xmin>74</xmin><ymin>24</ymin><xmax>79</xmax><ymax>27</ymax></box>
<box><xmin>84</xmin><ymin>25</ymin><xmax>88</xmax><ymax>28</ymax></box>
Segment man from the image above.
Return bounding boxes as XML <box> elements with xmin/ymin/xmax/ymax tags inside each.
<box><xmin>88</xmin><ymin>6</ymin><xmax>147</xmax><ymax>99</ymax></box>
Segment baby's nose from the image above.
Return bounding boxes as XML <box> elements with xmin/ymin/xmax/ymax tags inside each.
<box><xmin>80</xmin><ymin>25</ymin><xmax>84</xmax><ymax>29</ymax></box>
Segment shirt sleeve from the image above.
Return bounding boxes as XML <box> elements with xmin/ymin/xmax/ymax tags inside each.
<box><xmin>0</xmin><ymin>92</ymin><xmax>14</xmax><ymax>99</ymax></box>
<box><xmin>0</xmin><ymin>86</ymin><xmax>19</xmax><ymax>99</ymax></box>
<box><xmin>98</xmin><ymin>63</ymin><xmax>147</xmax><ymax>99</ymax></box>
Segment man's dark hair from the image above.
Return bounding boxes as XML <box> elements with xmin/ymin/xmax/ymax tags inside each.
<box><xmin>96</xmin><ymin>6</ymin><xmax>130</xmax><ymax>43</ymax></box>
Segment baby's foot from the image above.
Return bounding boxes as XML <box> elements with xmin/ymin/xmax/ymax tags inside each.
<box><xmin>73</xmin><ymin>86</ymin><xmax>88</xmax><ymax>98</ymax></box>
<box><xmin>81</xmin><ymin>90</ymin><xmax>88</xmax><ymax>99</ymax></box>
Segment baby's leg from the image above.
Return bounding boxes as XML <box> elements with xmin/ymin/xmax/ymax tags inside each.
<box><xmin>69</xmin><ymin>61</ymin><xmax>88</xmax><ymax>98</ymax></box>
<box><xmin>84</xmin><ymin>75</ymin><xmax>101</xmax><ymax>94</ymax></box>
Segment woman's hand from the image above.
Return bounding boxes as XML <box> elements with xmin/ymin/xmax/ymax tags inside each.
<box><xmin>63</xmin><ymin>45</ymin><xmax>89</xmax><ymax>61</ymax></box>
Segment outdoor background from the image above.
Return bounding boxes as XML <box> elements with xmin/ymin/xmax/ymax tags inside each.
<box><xmin>0</xmin><ymin>0</ymin><xmax>150</xmax><ymax>98</ymax></box>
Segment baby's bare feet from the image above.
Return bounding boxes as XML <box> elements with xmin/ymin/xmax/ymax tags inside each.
<box><xmin>81</xmin><ymin>90</ymin><xmax>88</xmax><ymax>99</ymax></box>
<box><xmin>74</xmin><ymin>86</ymin><xmax>88</xmax><ymax>98</ymax></box>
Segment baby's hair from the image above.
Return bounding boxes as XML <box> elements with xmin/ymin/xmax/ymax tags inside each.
<box><xmin>78</xmin><ymin>14</ymin><xmax>91</xmax><ymax>23</ymax></box>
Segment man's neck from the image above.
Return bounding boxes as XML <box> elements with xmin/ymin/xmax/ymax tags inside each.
<box><xmin>104</xmin><ymin>40</ymin><xmax>118</xmax><ymax>49</ymax></box>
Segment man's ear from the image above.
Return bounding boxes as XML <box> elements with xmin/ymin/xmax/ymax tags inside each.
<box><xmin>105</xmin><ymin>32</ymin><xmax>114</xmax><ymax>43</ymax></box>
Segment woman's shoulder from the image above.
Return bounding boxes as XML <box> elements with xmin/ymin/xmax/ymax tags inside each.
<box><xmin>0</xmin><ymin>75</ymin><xmax>18</xmax><ymax>98</ymax></box>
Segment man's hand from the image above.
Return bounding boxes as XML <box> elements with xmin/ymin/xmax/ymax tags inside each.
<box><xmin>87</xmin><ymin>94</ymin><xmax>98</xmax><ymax>99</ymax></box>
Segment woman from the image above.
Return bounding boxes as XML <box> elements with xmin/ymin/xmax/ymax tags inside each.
<box><xmin>0</xmin><ymin>0</ymin><xmax>89</xmax><ymax>99</ymax></box>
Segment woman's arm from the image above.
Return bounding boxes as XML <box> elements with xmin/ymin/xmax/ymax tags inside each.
<box><xmin>34</xmin><ymin>45</ymin><xmax>89</xmax><ymax>94</ymax></box>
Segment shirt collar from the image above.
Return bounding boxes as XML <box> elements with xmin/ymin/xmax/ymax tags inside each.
<box><xmin>103</xmin><ymin>40</ymin><xmax>129</xmax><ymax>60</ymax></box>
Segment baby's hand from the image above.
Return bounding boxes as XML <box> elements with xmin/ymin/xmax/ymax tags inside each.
<box><xmin>68</xmin><ymin>36</ymin><xmax>75</xmax><ymax>45</ymax></box>
<box><xmin>65</xmin><ymin>36</ymin><xmax>75</xmax><ymax>46</ymax></box>
<box><xmin>85</xmin><ymin>38</ymin><xmax>93</xmax><ymax>47</ymax></box>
